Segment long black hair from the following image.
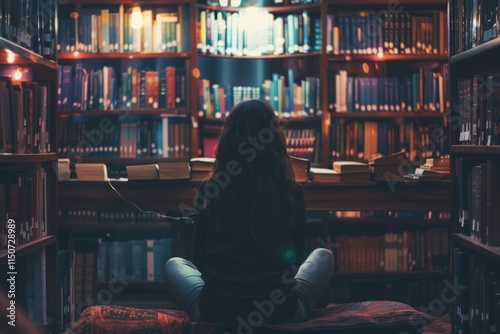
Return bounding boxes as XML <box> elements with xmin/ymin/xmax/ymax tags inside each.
<box><xmin>204</xmin><ymin>99</ymin><xmax>298</xmax><ymax>241</ymax></box>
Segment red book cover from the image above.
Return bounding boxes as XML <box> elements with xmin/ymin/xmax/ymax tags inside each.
<box><xmin>145</xmin><ymin>71</ymin><xmax>159</xmax><ymax>110</ymax></box>
<box><xmin>166</xmin><ymin>66</ymin><xmax>176</xmax><ymax>109</ymax></box>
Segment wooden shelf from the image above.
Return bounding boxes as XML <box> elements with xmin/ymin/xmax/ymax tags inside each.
<box><xmin>327</xmin><ymin>54</ymin><xmax>448</xmax><ymax>62</ymax></box>
<box><xmin>451</xmin><ymin>145</ymin><xmax>500</xmax><ymax>155</ymax></box>
<box><xmin>65</xmin><ymin>0</ymin><xmax>190</xmax><ymax>5</ymax></box>
<box><xmin>330</xmin><ymin>218</ymin><xmax>450</xmax><ymax>227</ymax></box>
<box><xmin>197</xmin><ymin>3</ymin><xmax>321</xmax><ymax>13</ymax></box>
<box><xmin>58</xmin><ymin>108</ymin><xmax>191</xmax><ymax>117</ymax></box>
<box><xmin>58</xmin><ymin>180</ymin><xmax>450</xmax><ymax>211</ymax></box>
<box><xmin>201</xmin><ymin>115</ymin><xmax>321</xmax><ymax>124</ymax></box>
<box><xmin>69</xmin><ymin>157</ymin><xmax>190</xmax><ymax>164</ymax></box>
<box><xmin>333</xmin><ymin>271</ymin><xmax>450</xmax><ymax>278</ymax></box>
<box><xmin>0</xmin><ymin>153</ymin><xmax>57</xmax><ymax>164</ymax></box>
<box><xmin>58</xmin><ymin>52</ymin><xmax>190</xmax><ymax>60</ymax></box>
<box><xmin>451</xmin><ymin>37</ymin><xmax>500</xmax><ymax>64</ymax></box>
<box><xmin>329</xmin><ymin>112</ymin><xmax>445</xmax><ymax>118</ymax></box>
<box><xmin>325</xmin><ymin>0</ymin><xmax>446</xmax><ymax>5</ymax></box>
<box><xmin>61</xmin><ymin>223</ymin><xmax>174</xmax><ymax>230</ymax></box>
<box><xmin>198</xmin><ymin>51</ymin><xmax>321</xmax><ymax>59</ymax></box>
<box><xmin>452</xmin><ymin>234</ymin><xmax>500</xmax><ymax>263</ymax></box>
<box><xmin>0</xmin><ymin>236</ymin><xmax>56</xmax><ymax>265</ymax></box>
<box><xmin>0</xmin><ymin>37</ymin><xmax>55</xmax><ymax>68</ymax></box>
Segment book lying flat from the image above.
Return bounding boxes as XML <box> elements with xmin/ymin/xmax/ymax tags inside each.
<box><xmin>126</xmin><ymin>164</ymin><xmax>159</xmax><ymax>180</ymax></box>
<box><xmin>333</xmin><ymin>161</ymin><xmax>369</xmax><ymax>173</ymax></box>
<box><xmin>158</xmin><ymin>161</ymin><xmax>190</xmax><ymax>180</ymax></box>
<box><xmin>75</xmin><ymin>163</ymin><xmax>108</xmax><ymax>181</ymax></box>
<box><xmin>310</xmin><ymin>168</ymin><xmax>341</xmax><ymax>182</ymax></box>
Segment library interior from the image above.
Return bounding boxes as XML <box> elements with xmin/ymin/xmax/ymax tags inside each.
<box><xmin>0</xmin><ymin>0</ymin><xmax>499</xmax><ymax>333</ymax></box>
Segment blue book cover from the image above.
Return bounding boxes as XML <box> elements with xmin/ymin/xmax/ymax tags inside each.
<box><xmin>288</xmin><ymin>69</ymin><xmax>294</xmax><ymax>113</ymax></box>
<box><xmin>271</xmin><ymin>73</ymin><xmax>279</xmax><ymax>112</ymax></box>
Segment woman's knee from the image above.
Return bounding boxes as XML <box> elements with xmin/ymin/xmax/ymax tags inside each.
<box><xmin>164</xmin><ymin>257</ymin><xmax>185</xmax><ymax>277</ymax></box>
<box><xmin>311</xmin><ymin>248</ymin><xmax>334</xmax><ymax>265</ymax></box>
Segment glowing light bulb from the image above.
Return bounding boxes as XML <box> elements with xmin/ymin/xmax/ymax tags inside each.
<box><xmin>377</xmin><ymin>52</ymin><xmax>383</xmax><ymax>59</ymax></box>
<box><xmin>131</xmin><ymin>5</ymin><xmax>143</xmax><ymax>30</ymax></box>
<box><xmin>73</xmin><ymin>51</ymin><xmax>79</xmax><ymax>57</ymax></box>
<box><xmin>14</xmin><ymin>68</ymin><xmax>22</xmax><ymax>80</ymax></box>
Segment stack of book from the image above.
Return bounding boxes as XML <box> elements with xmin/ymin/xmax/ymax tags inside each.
<box><xmin>75</xmin><ymin>163</ymin><xmax>108</xmax><ymax>181</ymax></box>
<box><xmin>405</xmin><ymin>158</ymin><xmax>450</xmax><ymax>181</ymax></box>
<box><xmin>332</xmin><ymin>161</ymin><xmax>371</xmax><ymax>182</ymax></box>
<box><xmin>368</xmin><ymin>151</ymin><xmax>407</xmax><ymax>181</ymax></box>
<box><xmin>158</xmin><ymin>161</ymin><xmax>190</xmax><ymax>180</ymax></box>
<box><xmin>189</xmin><ymin>157</ymin><xmax>215</xmax><ymax>181</ymax></box>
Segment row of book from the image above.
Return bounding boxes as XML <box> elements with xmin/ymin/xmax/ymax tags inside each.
<box><xmin>329</xmin><ymin>120</ymin><xmax>449</xmax><ymax>161</ymax></box>
<box><xmin>285</xmin><ymin>128</ymin><xmax>319</xmax><ymax>163</ymax></box>
<box><xmin>0</xmin><ymin>168</ymin><xmax>49</xmax><ymax>250</ymax></box>
<box><xmin>0</xmin><ymin>77</ymin><xmax>51</xmax><ymax>154</ymax></box>
<box><xmin>57</xmin><ymin>116</ymin><xmax>191</xmax><ymax>159</ymax></box>
<box><xmin>453</xmin><ymin>249</ymin><xmax>500</xmax><ymax>334</ymax></box>
<box><xmin>457</xmin><ymin>159</ymin><xmax>500</xmax><ymax>246</ymax></box>
<box><xmin>60</xmin><ymin>210</ymin><xmax>176</xmax><ymax>225</ymax></box>
<box><xmin>450</xmin><ymin>0</ymin><xmax>500</xmax><ymax>54</ymax></box>
<box><xmin>326</xmin><ymin>12</ymin><xmax>447</xmax><ymax>55</ymax></box>
<box><xmin>328</xmin><ymin>67</ymin><xmax>450</xmax><ymax>113</ymax></box>
<box><xmin>331</xmin><ymin>210</ymin><xmax>451</xmax><ymax>220</ymax></box>
<box><xmin>0</xmin><ymin>0</ymin><xmax>56</xmax><ymax>59</ymax></box>
<box><xmin>58</xmin><ymin>64</ymin><xmax>188</xmax><ymax>111</ymax></box>
<box><xmin>334</xmin><ymin>228</ymin><xmax>450</xmax><ymax>272</ymax></box>
<box><xmin>97</xmin><ymin>238</ymin><xmax>173</xmax><ymax>283</ymax></box>
<box><xmin>198</xmin><ymin>10</ymin><xmax>320</xmax><ymax>56</ymax></box>
<box><xmin>58</xmin><ymin>250</ymin><xmax>74</xmax><ymax>332</ymax></box>
<box><xmin>198</xmin><ymin>73</ymin><xmax>321</xmax><ymax>117</ymax></box>
<box><xmin>59</xmin><ymin>7</ymin><xmax>183</xmax><ymax>54</ymax></box>
<box><xmin>457</xmin><ymin>74</ymin><xmax>500</xmax><ymax>146</ymax></box>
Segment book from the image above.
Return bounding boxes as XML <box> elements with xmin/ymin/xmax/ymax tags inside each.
<box><xmin>189</xmin><ymin>157</ymin><xmax>215</xmax><ymax>181</ymax></box>
<box><xmin>333</xmin><ymin>161</ymin><xmax>369</xmax><ymax>173</ymax></box>
<box><xmin>158</xmin><ymin>161</ymin><xmax>190</xmax><ymax>180</ymax></box>
<box><xmin>309</xmin><ymin>167</ymin><xmax>341</xmax><ymax>183</ymax></box>
<box><xmin>126</xmin><ymin>164</ymin><xmax>159</xmax><ymax>180</ymax></box>
<box><xmin>290</xmin><ymin>156</ymin><xmax>311</xmax><ymax>182</ymax></box>
<box><xmin>368</xmin><ymin>151</ymin><xmax>407</xmax><ymax>165</ymax></box>
<box><xmin>75</xmin><ymin>163</ymin><xmax>108</xmax><ymax>181</ymax></box>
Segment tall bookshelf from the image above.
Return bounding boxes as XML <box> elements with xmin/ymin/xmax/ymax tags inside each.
<box><xmin>196</xmin><ymin>0</ymin><xmax>323</xmax><ymax>163</ymax></box>
<box><xmin>448</xmin><ymin>0</ymin><xmax>500</xmax><ymax>331</ymax></box>
<box><xmin>56</xmin><ymin>0</ymin><xmax>198</xmax><ymax>179</ymax></box>
<box><xmin>55</xmin><ymin>0</ymin><xmax>452</xmax><ymax>321</ymax></box>
<box><xmin>0</xmin><ymin>1</ymin><xmax>58</xmax><ymax>333</ymax></box>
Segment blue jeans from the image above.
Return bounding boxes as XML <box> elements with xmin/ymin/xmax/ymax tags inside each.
<box><xmin>164</xmin><ymin>248</ymin><xmax>334</xmax><ymax>322</ymax></box>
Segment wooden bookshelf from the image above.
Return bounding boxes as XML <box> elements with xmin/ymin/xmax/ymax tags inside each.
<box><xmin>328</xmin><ymin>112</ymin><xmax>445</xmax><ymax>119</ymax></box>
<box><xmin>198</xmin><ymin>52</ymin><xmax>321</xmax><ymax>59</ymax></box>
<box><xmin>327</xmin><ymin>55</ymin><xmax>448</xmax><ymax>62</ymax></box>
<box><xmin>452</xmin><ymin>234</ymin><xmax>500</xmax><ymax>264</ymax></box>
<box><xmin>196</xmin><ymin>3</ymin><xmax>321</xmax><ymax>12</ymax></box>
<box><xmin>58</xmin><ymin>109</ymin><xmax>192</xmax><ymax>116</ymax></box>
<box><xmin>0</xmin><ymin>236</ymin><xmax>56</xmax><ymax>265</ymax></box>
<box><xmin>58</xmin><ymin>52</ymin><xmax>191</xmax><ymax>60</ymax></box>
<box><xmin>0</xmin><ymin>153</ymin><xmax>58</xmax><ymax>163</ymax></box>
<box><xmin>0</xmin><ymin>37</ymin><xmax>56</xmax><ymax>68</ymax></box>
<box><xmin>448</xmin><ymin>0</ymin><xmax>500</xmax><ymax>330</ymax></box>
<box><xmin>0</xmin><ymin>3</ymin><xmax>58</xmax><ymax>331</ymax></box>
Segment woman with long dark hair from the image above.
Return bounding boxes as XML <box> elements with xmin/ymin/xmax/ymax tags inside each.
<box><xmin>165</xmin><ymin>99</ymin><xmax>334</xmax><ymax>325</ymax></box>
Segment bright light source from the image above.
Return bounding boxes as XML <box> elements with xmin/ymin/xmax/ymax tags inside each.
<box><xmin>73</xmin><ymin>51</ymin><xmax>79</xmax><ymax>57</ymax></box>
<box><xmin>131</xmin><ymin>4</ymin><xmax>143</xmax><ymax>30</ymax></box>
<box><xmin>13</xmin><ymin>68</ymin><xmax>22</xmax><ymax>80</ymax></box>
<box><xmin>377</xmin><ymin>52</ymin><xmax>383</xmax><ymax>59</ymax></box>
